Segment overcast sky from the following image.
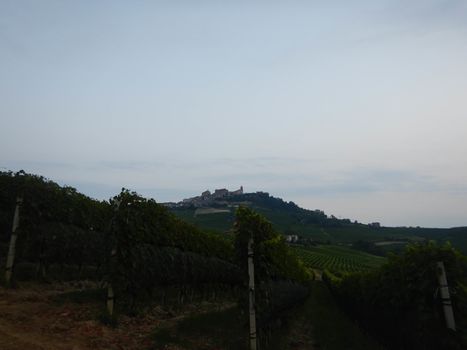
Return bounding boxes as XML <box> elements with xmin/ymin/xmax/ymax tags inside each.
<box><xmin>1</xmin><ymin>0</ymin><xmax>467</xmax><ymax>227</ymax></box>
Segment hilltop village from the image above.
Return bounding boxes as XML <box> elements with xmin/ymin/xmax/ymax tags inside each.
<box><xmin>163</xmin><ymin>186</ymin><xmax>244</xmax><ymax>208</ymax></box>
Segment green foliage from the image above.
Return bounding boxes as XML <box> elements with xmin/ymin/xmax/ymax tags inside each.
<box><xmin>108</xmin><ymin>190</ymin><xmax>240</xmax><ymax>309</ymax></box>
<box><xmin>233</xmin><ymin>207</ymin><xmax>311</xmax><ymax>348</ymax></box>
<box><xmin>234</xmin><ymin>206</ymin><xmax>311</xmax><ymax>283</ymax></box>
<box><xmin>301</xmin><ymin>281</ymin><xmax>382</xmax><ymax>350</ymax></box>
<box><xmin>324</xmin><ymin>242</ymin><xmax>467</xmax><ymax>349</ymax></box>
<box><xmin>294</xmin><ymin>245</ymin><xmax>386</xmax><ymax>273</ymax></box>
<box><xmin>110</xmin><ymin>190</ymin><xmax>233</xmax><ymax>260</ymax></box>
<box><xmin>0</xmin><ymin>170</ymin><xmax>110</xmax><ymax>233</ymax></box>
<box><xmin>351</xmin><ymin>240</ymin><xmax>385</xmax><ymax>256</ymax></box>
<box><xmin>171</xmin><ymin>192</ymin><xmax>467</xmax><ymax>255</ymax></box>
<box><xmin>152</xmin><ymin>306</ymin><xmax>248</xmax><ymax>349</ymax></box>
<box><xmin>0</xmin><ymin>171</ymin><xmax>111</xmax><ymax>281</ymax></box>
<box><xmin>0</xmin><ymin>172</ymin><xmax>240</xmax><ymax>301</ymax></box>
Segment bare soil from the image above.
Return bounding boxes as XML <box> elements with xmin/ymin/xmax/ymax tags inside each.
<box><xmin>0</xmin><ymin>283</ymin><xmax>230</xmax><ymax>350</ymax></box>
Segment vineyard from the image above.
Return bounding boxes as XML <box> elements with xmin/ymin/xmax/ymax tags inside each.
<box><xmin>293</xmin><ymin>245</ymin><xmax>386</xmax><ymax>273</ymax></box>
<box><xmin>3</xmin><ymin>170</ymin><xmax>467</xmax><ymax>349</ymax></box>
<box><xmin>322</xmin><ymin>243</ymin><xmax>467</xmax><ymax>349</ymax></box>
<box><xmin>0</xmin><ymin>171</ymin><xmax>312</xmax><ymax>349</ymax></box>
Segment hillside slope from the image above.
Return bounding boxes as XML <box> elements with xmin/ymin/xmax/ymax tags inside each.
<box><xmin>170</xmin><ymin>191</ymin><xmax>467</xmax><ymax>252</ymax></box>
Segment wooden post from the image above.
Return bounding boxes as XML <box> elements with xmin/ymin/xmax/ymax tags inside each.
<box><xmin>107</xmin><ymin>248</ymin><xmax>116</xmax><ymax>316</ymax></box>
<box><xmin>248</xmin><ymin>237</ymin><xmax>257</xmax><ymax>350</ymax></box>
<box><xmin>437</xmin><ymin>261</ymin><xmax>456</xmax><ymax>331</ymax></box>
<box><xmin>5</xmin><ymin>196</ymin><xmax>22</xmax><ymax>286</ymax></box>
<box><xmin>107</xmin><ymin>200</ymin><xmax>121</xmax><ymax>317</ymax></box>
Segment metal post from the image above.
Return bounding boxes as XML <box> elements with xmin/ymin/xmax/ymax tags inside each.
<box><xmin>5</xmin><ymin>196</ymin><xmax>22</xmax><ymax>285</ymax></box>
<box><xmin>437</xmin><ymin>261</ymin><xmax>456</xmax><ymax>331</ymax></box>
<box><xmin>248</xmin><ymin>238</ymin><xmax>257</xmax><ymax>350</ymax></box>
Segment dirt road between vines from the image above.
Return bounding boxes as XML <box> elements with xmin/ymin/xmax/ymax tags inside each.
<box><xmin>0</xmin><ymin>283</ymin><xmax>201</xmax><ymax>350</ymax></box>
<box><xmin>0</xmin><ymin>283</ymin><xmax>316</xmax><ymax>350</ymax></box>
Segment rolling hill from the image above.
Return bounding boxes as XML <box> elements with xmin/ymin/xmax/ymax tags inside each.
<box><xmin>169</xmin><ymin>191</ymin><xmax>467</xmax><ymax>253</ymax></box>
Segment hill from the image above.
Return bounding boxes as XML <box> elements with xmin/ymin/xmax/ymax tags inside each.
<box><xmin>2</xmin><ymin>171</ymin><xmax>464</xmax><ymax>349</ymax></box>
<box><xmin>0</xmin><ymin>171</ymin><xmax>316</xmax><ymax>349</ymax></box>
<box><xmin>169</xmin><ymin>191</ymin><xmax>467</xmax><ymax>253</ymax></box>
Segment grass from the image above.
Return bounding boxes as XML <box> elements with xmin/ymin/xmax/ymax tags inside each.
<box><xmin>150</xmin><ymin>302</ymin><xmax>311</xmax><ymax>350</ymax></box>
<box><xmin>302</xmin><ymin>281</ymin><xmax>383</xmax><ymax>350</ymax></box>
<box><xmin>173</xmin><ymin>208</ymin><xmax>235</xmax><ymax>232</ymax></box>
<box><xmin>152</xmin><ymin>306</ymin><xmax>247</xmax><ymax>349</ymax></box>
<box><xmin>150</xmin><ymin>282</ymin><xmax>384</xmax><ymax>350</ymax></box>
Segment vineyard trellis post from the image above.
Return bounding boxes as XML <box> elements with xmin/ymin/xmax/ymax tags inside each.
<box><xmin>5</xmin><ymin>196</ymin><xmax>22</xmax><ymax>286</ymax></box>
<box><xmin>248</xmin><ymin>237</ymin><xmax>257</xmax><ymax>350</ymax></box>
<box><xmin>107</xmin><ymin>199</ymin><xmax>121</xmax><ymax>317</ymax></box>
<box><xmin>107</xmin><ymin>249</ymin><xmax>116</xmax><ymax>316</ymax></box>
<box><xmin>436</xmin><ymin>261</ymin><xmax>456</xmax><ymax>331</ymax></box>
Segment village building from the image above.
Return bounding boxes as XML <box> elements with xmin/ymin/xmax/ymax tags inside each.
<box><xmin>173</xmin><ymin>186</ymin><xmax>245</xmax><ymax>207</ymax></box>
<box><xmin>285</xmin><ymin>235</ymin><xmax>299</xmax><ymax>243</ymax></box>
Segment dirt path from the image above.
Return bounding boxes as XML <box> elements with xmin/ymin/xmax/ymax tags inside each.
<box><xmin>286</xmin><ymin>319</ymin><xmax>316</xmax><ymax>350</ymax></box>
<box><xmin>0</xmin><ymin>285</ymin><xmax>93</xmax><ymax>350</ymax></box>
<box><xmin>0</xmin><ymin>283</ymin><xmax>224</xmax><ymax>350</ymax></box>
<box><xmin>0</xmin><ymin>283</ymin><xmax>318</xmax><ymax>350</ymax></box>
<box><xmin>312</xmin><ymin>269</ymin><xmax>323</xmax><ymax>281</ymax></box>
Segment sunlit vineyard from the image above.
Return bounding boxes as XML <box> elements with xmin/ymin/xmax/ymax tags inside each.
<box><xmin>293</xmin><ymin>245</ymin><xmax>386</xmax><ymax>273</ymax></box>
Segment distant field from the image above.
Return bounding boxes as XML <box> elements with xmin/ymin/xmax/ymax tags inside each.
<box><xmin>293</xmin><ymin>245</ymin><xmax>387</xmax><ymax>273</ymax></box>
<box><xmin>194</xmin><ymin>208</ymin><xmax>231</xmax><ymax>215</ymax></box>
<box><xmin>173</xmin><ymin>208</ymin><xmax>235</xmax><ymax>232</ymax></box>
<box><xmin>172</xmin><ymin>208</ymin><xmax>429</xmax><ymax>241</ymax></box>
<box><xmin>171</xmin><ymin>207</ymin><xmax>467</xmax><ymax>253</ymax></box>
<box><xmin>374</xmin><ymin>241</ymin><xmax>407</xmax><ymax>246</ymax></box>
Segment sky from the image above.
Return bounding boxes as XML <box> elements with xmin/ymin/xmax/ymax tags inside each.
<box><xmin>1</xmin><ymin>0</ymin><xmax>467</xmax><ymax>227</ymax></box>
